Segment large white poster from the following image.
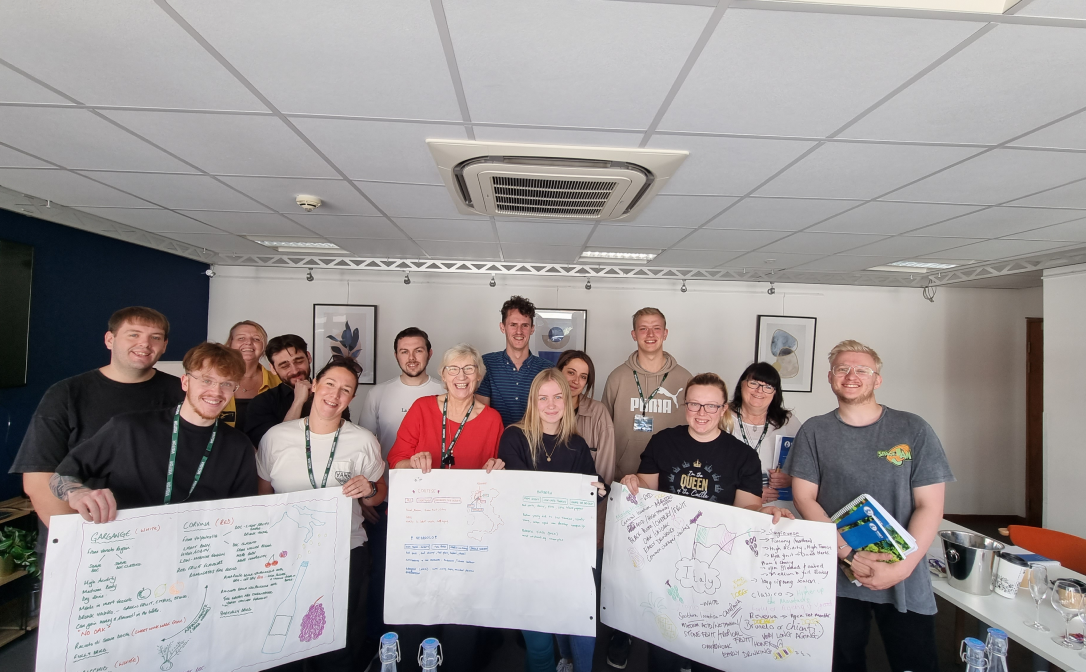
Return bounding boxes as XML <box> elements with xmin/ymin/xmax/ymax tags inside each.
<box><xmin>385</xmin><ymin>469</ymin><xmax>598</xmax><ymax>636</ymax></box>
<box><xmin>601</xmin><ymin>485</ymin><xmax>837</xmax><ymax>671</ymax></box>
<box><xmin>38</xmin><ymin>491</ymin><xmax>352</xmax><ymax>672</ymax></box>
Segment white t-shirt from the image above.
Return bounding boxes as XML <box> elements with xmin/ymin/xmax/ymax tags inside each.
<box><xmin>257</xmin><ymin>419</ymin><xmax>384</xmax><ymax>549</ymax></box>
<box><xmin>730</xmin><ymin>414</ymin><xmax>803</xmax><ymax>510</ymax></box>
<box><xmin>359</xmin><ymin>374</ymin><xmax>446</xmax><ymax>458</ymax></box>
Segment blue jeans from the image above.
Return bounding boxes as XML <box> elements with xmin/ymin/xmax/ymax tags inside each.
<box><xmin>557</xmin><ymin>633</ymin><xmax>596</xmax><ymax>672</ymax></box>
<box><xmin>523</xmin><ymin>631</ymin><xmax>596</xmax><ymax>672</ymax></box>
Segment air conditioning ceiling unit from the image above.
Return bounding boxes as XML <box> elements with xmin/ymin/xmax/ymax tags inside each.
<box><xmin>427</xmin><ymin>140</ymin><xmax>688</xmax><ymax>221</ymax></box>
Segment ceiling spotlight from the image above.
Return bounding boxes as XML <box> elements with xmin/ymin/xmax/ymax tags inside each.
<box><xmin>295</xmin><ymin>194</ymin><xmax>322</xmax><ymax>212</ymax></box>
<box><xmin>205</xmin><ymin>266</ymin><xmax>216</xmax><ymax>278</ymax></box>
<box><xmin>767</xmin><ymin>282</ymin><xmax>776</xmax><ymax>296</ymax></box>
<box><xmin>681</xmin><ymin>280</ymin><xmax>688</xmax><ymax>293</ymax></box>
<box><xmin>585</xmin><ymin>277</ymin><xmax>592</xmax><ymax>290</ymax></box>
<box><xmin>489</xmin><ymin>274</ymin><xmax>496</xmax><ymax>288</ymax></box>
<box><xmin>404</xmin><ymin>272</ymin><xmax>411</xmax><ymax>285</ymax></box>
<box><xmin>306</xmin><ymin>269</ymin><xmax>314</xmax><ymax>282</ymax></box>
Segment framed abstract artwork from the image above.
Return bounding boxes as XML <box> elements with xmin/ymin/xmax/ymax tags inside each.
<box><xmin>313</xmin><ymin>304</ymin><xmax>377</xmax><ymax>385</ymax></box>
<box><xmin>534</xmin><ymin>308</ymin><xmax>588</xmax><ymax>366</ymax></box>
<box><xmin>754</xmin><ymin>315</ymin><xmax>817</xmax><ymax>393</ymax></box>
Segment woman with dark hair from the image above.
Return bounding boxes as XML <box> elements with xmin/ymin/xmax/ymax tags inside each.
<box><xmin>729</xmin><ymin>362</ymin><xmax>803</xmax><ymax>512</ymax></box>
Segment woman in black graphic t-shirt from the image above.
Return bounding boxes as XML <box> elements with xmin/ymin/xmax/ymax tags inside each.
<box><xmin>619</xmin><ymin>372</ymin><xmax>794</xmax><ymax>672</ymax></box>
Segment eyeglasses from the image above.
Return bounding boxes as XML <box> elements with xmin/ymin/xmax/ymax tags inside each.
<box><xmin>186</xmin><ymin>374</ymin><xmax>240</xmax><ymax>392</ymax></box>
<box><xmin>684</xmin><ymin>402</ymin><xmax>724</xmax><ymax>413</ymax></box>
<box><xmin>831</xmin><ymin>365</ymin><xmax>878</xmax><ymax>377</ymax></box>
<box><xmin>744</xmin><ymin>380</ymin><xmax>776</xmax><ymax>393</ymax></box>
<box><xmin>443</xmin><ymin>365</ymin><xmax>477</xmax><ymax>376</ymax></box>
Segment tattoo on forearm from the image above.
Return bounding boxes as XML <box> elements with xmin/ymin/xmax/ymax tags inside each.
<box><xmin>49</xmin><ymin>473</ymin><xmax>87</xmax><ymax>501</ymax></box>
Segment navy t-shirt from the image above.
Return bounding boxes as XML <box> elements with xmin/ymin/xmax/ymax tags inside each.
<box><xmin>637</xmin><ymin>426</ymin><xmax>762</xmax><ymax>505</ymax></box>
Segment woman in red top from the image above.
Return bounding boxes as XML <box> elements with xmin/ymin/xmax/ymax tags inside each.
<box><xmin>387</xmin><ymin>343</ymin><xmax>505</xmax><ymax>473</ymax></box>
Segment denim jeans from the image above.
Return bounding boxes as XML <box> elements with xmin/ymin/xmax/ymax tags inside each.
<box><xmin>557</xmin><ymin>633</ymin><xmax>597</xmax><ymax>672</ymax></box>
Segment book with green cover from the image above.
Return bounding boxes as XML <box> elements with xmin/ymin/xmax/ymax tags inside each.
<box><xmin>832</xmin><ymin>493</ymin><xmax>918</xmax><ymax>557</ymax></box>
<box><xmin>838</xmin><ymin>516</ymin><xmax>905</xmax><ymax>562</ymax></box>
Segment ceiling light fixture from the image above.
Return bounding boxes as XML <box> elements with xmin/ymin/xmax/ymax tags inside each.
<box><xmin>306</xmin><ymin>269</ymin><xmax>314</xmax><ymax>282</ymax></box>
<box><xmin>489</xmin><ymin>274</ymin><xmax>496</xmax><ymax>288</ymax></box>
<box><xmin>767</xmin><ymin>282</ymin><xmax>776</xmax><ymax>296</ymax></box>
<box><xmin>204</xmin><ymin>265</ymin><xmax>216</xmax><ymax>278</ymax></box>
<box><xmin>888</xmin><ymin>260</ymin><xmax>959</xmax><ymax>270</ymax></box>
<box><xmin>580</xmin><ymin>250</ymin><xmax>657</xmax><ymax>261</ymax></box>
<box><xmin>404</xmin><ymin>272</ymin><xmax>411</xmax><ymax>285</ymax></box>
<box><xmin>253</xmin><ymin>240</ymin><xmax>339</xmax><ymax>248</ymax></box>
<box><xmin>681</xmin><ymin>280</ymin><xmax>687</xmax><ymax>293</ymax></box>
<box><xmin>585</xmin><ymin>277</ymin><xmax>592</xmax><ymax>290</ymax></box>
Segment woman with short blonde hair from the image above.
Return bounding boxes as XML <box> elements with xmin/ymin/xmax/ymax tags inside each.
<box><xmin>222</xmin><ymin>319</ymin><xmax>280</xmax><ymax>428</ymax></box>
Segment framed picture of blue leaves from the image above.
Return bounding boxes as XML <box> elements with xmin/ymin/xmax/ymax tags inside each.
<box><xmin>313</xmin><ymin>304</ymin><xmax>377</xmax><ymax>385</ymax></box>
<box><xmin>754</xmin><ymin>315</ymin><xmax>817</xmax><ymax>393</ymax></box>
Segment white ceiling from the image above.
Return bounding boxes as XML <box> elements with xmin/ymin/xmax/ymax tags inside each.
<box><xmin>4</xmin><ymin>0</ymin><xmax>1086</xmax><ymax>288</ymax></box>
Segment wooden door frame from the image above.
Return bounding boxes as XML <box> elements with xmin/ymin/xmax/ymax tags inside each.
<box><xmin>1025</xmin><ymin>318</ymin><xmax>1043</xmax><ymax>527</ymax></box>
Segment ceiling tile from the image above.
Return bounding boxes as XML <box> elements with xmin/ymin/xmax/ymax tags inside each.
<box><xmin>1006</xmin><ymin>217</ymin><xmax>1086</xmax><ymax>241</ymax></box>
<box><xmin>417</xmin><ymin>240</ymin><xmax>503</xmax><ymax>260</ymax></box>
<box><xmin>287</xmin><ymin>215</ymin><xmax>406</xmax><ymax>240</ymax></box>
<box><xmin>0</xmin><ymin>66</ymin><xmax>69</xmax><ymax>104</ymax></box>
<box><xmin>0</xmin><ymin>107</ymin><xmax>190</xmax><ymax>172</ymax></box>
<box><xmin>1013</xmin><ymin>111</ymin><xmax>1086</xmax><ymax>150</ymax></box>
<box><xmin>496</xmin><ymin>221</ymin><xmax>594</xmax><ymax>246</ymax></box>
<box><xmin>0</xmin><ymin>168</ymin><xmax>150</xmax><ymax>207</ymax></box>
<box><xmin>218</xmin><ymin>176</ymin><xmax>379</xmax><ymax>215</ymax></box>
<box><xmin>0</xmin><ymin>146</ymin><xmax>51</xmax><ymax>169</ymax></box>
<box><xmin>182</xmin><ymin>211</ymin><xmax>310</xmax><ymax>236</ymax></box>
<box><xmin>0</xmin><ymin>0</ymin><xmax>261</xmax><ymax>109</ymax></box>
<box><xmin>659</xmin><ymin>9</ymin><xmax>984</xmax><ymax>136</ymax></box>
<box><xmin>1009</xmin><ymin>177</ymin><xmax>1086</xmax><ymax>208</ymax></box>
<box><xmin>922</xmin><ymin>238</ymin><xmax>1071</xmax><ymax>260</ymax></box>
<box><xmin>756</xmin><ymin>143</ymin><xmax>982</xmax><ymax>200</ymax></box>
<box><xmin>472</xmin><ymin>127</ymin><xmax>642</xmax><ymax>147</ymax></box>
<box><xmin>292</xmin><ymin>119</ymin><xmax>464</xmax><ymax>184</ymax></box>
<box><xmin>86</xmin><ymin>172</ymin><xmax>261</xmax><ymax>210</ymax></box>
<box><xmin>705</xmin><ymin>197</ymin><xmax>858</xmax><ymax>231</ymax></box>
<box><xmin>718</xmin><ymin>251</ymin><xmax>824</xmax><ymax>269</ymax></box>
<box><xmin>74</xmin><ymin>207</ymin><xmax>220</xmax><ymax>234</ymax></box>
<box><xmin>500</xmin><ymin>243</ymin><xmax>583</xmax><ymax>263</ymax></box>
<box><xmin>889</xmin><ymin>148</ymin><xmax>1086</xmax><ymax>204</ymax></box>
<box><xmin>170</xmin><ymin>0</ymin><xmax>461</xmax><ymax>119</ymax></box>
<box><xmin>325</xmin><ymin>238</ymin><xmax>423</xmax><ymax>258</ymax></box>
<box><xmin>362</xmin><ymin>183</ymin><xmax>482</xmax><ymax>219</ymax></box>
<box><xmin>847</xmin><ymin>235</ymin><xmax>983</xmax><ymax>257</ymax></box>
<box><xmin>588</xmin><ymin>225</ymin><xmax>692</xmax><ymax>248</ymax></box>
<box><xmin>674</xmin><ymin>228</ymin><xmax>790</xmax><ymax>251</ymax></box>
<box><xmin>809</xmin><ymin>201</ymin><xmax>980</xmax><ymax>234</ymax></box>
<box><xmin>651</xmin><ymin>249</ymin><xmax>742</xmax><ymax>268</ymax></box>
<box><xmin>625</xmin><ymin>195</ymin><xmax>737</xmax><ymax>227</ymax></box>
<box><xmin>395</xmin><ymin>218</ymin><xmax>496</xmax><ymax>242</ymax></box>
<box><xmin>1017</xmin><ymin>0</ymin><xmax>1086</xmax><ymax>19</ymax></box>
<box><xmin>760</xmin><ymin>232</ymin><xmax>888</xmax><ymax>255</ymax></box>
<box><xmin>845</xmin><ymin>24</ymin><xmax>1086</xmax><ymax>144</ymax></box>
<box><xmin>647</xmin><ymin>135</ymin><xmax>816</xmax><ymax>195</ymax></box>
<box><xmin>909</xmin><ymin>206</ymin><xmax>1083</xmax><ymax>238</ymax></box>
<box><xmin>789</xmin><ymin>255</ymin><xmax>901</xmax><ymax>272</ymax></box>
<box><xmin>163</xmin><ymin>232</ymin><xmax>272</xmax><ymax>255</ymax></box>
<box><xmin>446</xmin><ymin>0</ymin><xmax>712</xmax><ymax>128</ymax></box>
<box><xmin>102</xmin><ymin>111</ymin><xmax>336</xmax><ymax>178</ymax></box>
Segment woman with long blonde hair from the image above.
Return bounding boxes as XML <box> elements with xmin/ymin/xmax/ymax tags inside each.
<box><xmin>498</xmin><ymin>368</ymin><xmax>605</xmax><ymax>672</ymax></box>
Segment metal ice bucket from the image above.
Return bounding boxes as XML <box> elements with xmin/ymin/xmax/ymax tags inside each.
<box><xmin>940</xmin><ymin>530</ymin><xmax>1005</xmax><ymax>595</ymax></box>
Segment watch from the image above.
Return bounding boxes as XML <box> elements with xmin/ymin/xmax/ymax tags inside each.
<box><xmin>363</xmin><ymin>480</ymin><xmax>378</xmax><ymax>499</ymax></box>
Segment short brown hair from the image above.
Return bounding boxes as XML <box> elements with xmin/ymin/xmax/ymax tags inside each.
<box><xmin>828</xmin><ymin>339</ymin><xmax>883</xmax><ymax>373</ymax></box>
<box><xmin>182</xmin><ymin>342</ymin><xmax>246</xmax><ymax>381</ymax></box>
<box><xmin>108</xmin><ymin>307</ymin><xmax>170</xmax><ymax>339</ymax></box>
<box><xmin>227</xmin><ymin>320</ymin><xmax>268</xmax><ymax>345</ymax></box>
<box><xmin>632</xmin><ymin>307</ymin><xmax>666</xmax><ymax>330</ymax></box>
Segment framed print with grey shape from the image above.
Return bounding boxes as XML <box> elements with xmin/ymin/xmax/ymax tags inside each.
<box><xmin>313</xmin><ymin>304</ymin><xmax>377</xmax><ymax>385</ymax></box>
<box><xmin>754</xmin><ymin>315</ymin><xmax>817</xmax><ymax>393</ymax></box>
<box><xmin>534</xmin><ymin>309</ymin><xmax>588</xmax><ymax>366</ymax></box>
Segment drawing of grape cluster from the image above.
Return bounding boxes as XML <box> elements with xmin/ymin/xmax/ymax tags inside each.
<box><xmin>299</xmin><ymin>596</ymin><xmax>327</xmax><ymax>642</ymax></box>
<box><xmin>745</xmin><ymin>535</ymin><xmax>759</xmax><ymax>556</ymax></box>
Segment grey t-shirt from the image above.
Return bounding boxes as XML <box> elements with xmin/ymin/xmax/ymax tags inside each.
<box><xmin>783</xmin><ymin>406</ymin><xmax>955</xmax><ymax>614</ymax></box>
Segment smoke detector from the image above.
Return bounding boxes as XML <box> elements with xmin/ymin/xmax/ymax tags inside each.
<box><xmin>296</xmin><ymin>195</ymin><xmax>322</xmax><ymax>212</ymax></box>
<box><xmin>427</xmin><ymin>140</ymin><xmax>687</xmax><ymax>221</ymax></box>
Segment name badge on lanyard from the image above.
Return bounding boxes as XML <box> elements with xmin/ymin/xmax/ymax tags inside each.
<box><xmin>632</xmin><ymin>370</ymin><xmax>668</xmax><ymax>433</ymax></box>
<box><xmin>633</xmin><ymin>414</ymin><xmax>653</xmax><ymax>432</ymax></box>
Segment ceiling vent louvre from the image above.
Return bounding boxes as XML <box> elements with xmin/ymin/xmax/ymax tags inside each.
<box><xmin>428</xmin><ymin>141</ymin><xmax>687</xmax><ymax>221</ymax></box>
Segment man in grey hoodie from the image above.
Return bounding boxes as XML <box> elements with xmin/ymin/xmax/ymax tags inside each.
<box><xmin>600</xmin><ymin>306</ymin><xmax>692</xmax><ymax>669</ymax></box>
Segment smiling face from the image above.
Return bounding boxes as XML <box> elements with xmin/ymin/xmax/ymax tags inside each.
<box><xmin>269</xmin><ymin>347</ymin><xmax>311</xmax><ymax>386</ymax></box>
<box><xmin>828</xmin><ymin>351</ymin><xmax>882</xmax><ymax>405</ymax></box>
<box><xmin>740</xmin><ymin>378</ymin><xmax>775</xmax><ymax>416</ymax></box>
<box><xmin>105</xmin><ymin>320</ymin><xmax>168</xmax><ymax>373</ymax></box>
<box><xmin>536</xmin><ymin>380</ymin><xmax>566</xmax><ymax>430</ymax></box>
<box><xmin>395</xmin><ymin>335</ymin><xmax>431</xmax><ymax>378</ymax></box>
<box><xmin>228</xmin><ymin>325</ymin><xmax>265</xmax><ymax>365</ymax></box>
<box><xmin>632</xmin><ymin>315</ymin><xmax>667</xmax><ymax>355</ymax></box>
<box><xmin>441</xmin><ymin>354</ymin><xmax>480</xmax><ymax>401</ymax></box>
<box><xmin>561</xmin><ymin>358</ymin><xmax>590</xmax><ymax>399</ymax></box>
<box><xmin>181</xmin><ymin>367</ymin><xmax>239</xmax><ymax>420</ymax></box>
<box><xmin>500</xmin><ymin>310</ymin><xmax>535</xmax><ymax>352</ymax></box>
<box><xmin>310</xmin><ymin>367</ymin><xmax>358</xmax><ymax>420</ymax></box>
<box><xmin>685</xmin><ymin>384</ymin><xmax>726</xmax><ymax>439</ymax></box>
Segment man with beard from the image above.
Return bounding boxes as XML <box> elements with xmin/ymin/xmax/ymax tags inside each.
<box><xmin>785</xmin><ymin>340</ymin><xmax>953</xmax><ymax>672</ymax></box>
<box><xmin>49</xmin><ymin>342</ymin><xmax>257</xmax><ymax>522</ymax></box>
<box><xmin>244</xmin><ymin>334</ymin><xmax>352</xmax><ymax>447</ymax></box>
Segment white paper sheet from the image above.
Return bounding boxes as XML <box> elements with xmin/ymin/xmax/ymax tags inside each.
<box><xmin>601</xmin><ymin>484</ymin><xmax>837</xmax><ymax>671</ymax></box>
<box><xmin>384</xmin><ymin>469</ymin><xmax>598</xmax><ymax>636</ymax></box>
<box><xmin>37</xmin><ymin>491</ymin><xmax>352</xmax><ymax>672</ymax></box>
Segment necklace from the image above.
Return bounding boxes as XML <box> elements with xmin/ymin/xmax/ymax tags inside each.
<box><xmin>542</xmin><ymin>438</ymin><xmax>556</xmax><ymax>462</ymax></box>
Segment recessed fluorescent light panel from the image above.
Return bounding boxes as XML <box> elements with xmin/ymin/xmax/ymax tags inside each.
<box><xmin>770</xmin><ymin>0</ymin><xmax>1020</xmax><ymax>14</ymax></box>
<box><xmin>580</xmin><ymin>250</ymin><xmax>657</xmax><ymax>264</ymax></box>
<box><xmin>867</xmin><ymin>260</ymin><xmax>963</xmax><ymax>272</ymax></box>
<box><xmin>249</xmin><ymin>238</ymin><xmax>349</xmax><ymax>254</ymax></box>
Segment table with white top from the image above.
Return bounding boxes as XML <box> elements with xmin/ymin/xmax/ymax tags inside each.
<box><xmin>932</xmin><ymin>519</ymin><xmax>1086</xmax><ymax>671</ymax></box>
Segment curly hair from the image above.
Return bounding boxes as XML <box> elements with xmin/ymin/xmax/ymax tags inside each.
<box><xmin>501</xmin><ymin>295</ymin><xmax>537</xmax><ymax>322</ymax></box>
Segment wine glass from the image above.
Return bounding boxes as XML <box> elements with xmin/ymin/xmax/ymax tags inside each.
<box><xmin>1051</xmin><ymin>579</ymin><xmax>1084</xmax><ymax>649</ymax></box>
<box><xmin>1023</xmin><ymin>564</ymin><xmax>1050</xmax><ymax>631</ymax></box>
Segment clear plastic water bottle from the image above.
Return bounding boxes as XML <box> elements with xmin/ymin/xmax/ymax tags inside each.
<box><xmin>379</xmin><ymin>632</ymin><xmax>401</xmax><ymax>672</ymax></box>
<box><xmin>418</xmin><ymin>637</ymin><xmax>443</xmax><ymax>671</ymax></box>
<box><xmin>960</xmin><ymin>637</ymin><xmax>988</xmax><ymax>672</ymax></box>
<box><xmin>984</xmin><ymin>628</ymin><xmax>1009</xmax><ymax>672</ymax></box>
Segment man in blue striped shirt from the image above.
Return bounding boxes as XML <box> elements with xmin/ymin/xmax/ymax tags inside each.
<box><xmin>476</xmin><ymin>295</ymin><xmax>554</xmax><ymax>426</ymax></box>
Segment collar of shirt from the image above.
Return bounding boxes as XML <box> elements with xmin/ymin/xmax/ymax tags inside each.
<box><xmin>501</xmin><ymin>350</ymin><xmax>538</xmax><ymax>369</ymax></box>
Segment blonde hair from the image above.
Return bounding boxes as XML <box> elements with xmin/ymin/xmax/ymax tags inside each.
<box><xmin>686</xmin><ymin>372</ymin><xmax>735</xmax><ymax>433</ymax></box>
<box><xmin>827</xmin><ymin>339</ymin><xmax>883</xmax><ymax>373</ymax></box>
<box><xmin>440</xmin><ymin>343</ymin><xmax>487</xmax><ymax>387</ymax></box>
<box><xmin>513</xmin><ymin>369</ymin><xmax>579</xmax><ymax>467</ymax></box>
<box><xmin>632</xmin><ymin>307</ymin><xmax>666</xmax><ymax>330</ymax></box>
<box><xmin>227</xmin><ymin>320</ymin><xmax>268</xmax><ymax>346</ymax></box>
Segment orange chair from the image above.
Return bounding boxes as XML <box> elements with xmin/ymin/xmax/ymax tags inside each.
<box><xmin>1008</xmin><ymin>525</ymin><xmax>1086</xmax><ymax>575</ymax></box>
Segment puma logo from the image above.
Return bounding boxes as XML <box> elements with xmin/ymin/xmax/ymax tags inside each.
<box><xmin>656</xmin><ymin>387</ymin><xmax>683</xmax><ymax>406</ymax></box>
<box><xmin>628</xmin><ymin>387</ymin><xmax>684</xmax><ymax>414</ymax></box>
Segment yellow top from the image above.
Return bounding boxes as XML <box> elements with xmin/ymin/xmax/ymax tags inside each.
<box><xmin>219</xmin><ymin>365</ymin><xmax>281</xmax><ymax>428</ymax></box>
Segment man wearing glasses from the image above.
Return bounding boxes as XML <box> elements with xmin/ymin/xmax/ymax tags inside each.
<box><xmin>785</xmin><ymin>340</ymin><xmax>953</xmax><ymax>672</ymax></box>
<box><xmin>49</xmin><ymin>342</ymin><xmax>258</xmax><ymax>523</ymax></box>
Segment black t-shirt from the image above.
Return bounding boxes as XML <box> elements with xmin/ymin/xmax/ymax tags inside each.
<box><xmin>499</xmin><ymin>426</ymin><xmax>598</xmax><ymax>477</ymax></box>
<box><xmin>9</xmin><ymin>368</ymin><xmax>184</xmax><ymax>474</ymax></box>
<box><xmin>243</xmin><ymin>382</ymin><xmax>350</xmax><ymax>448</ymax></box>
<box><xmin>55</xmin><ymin>407</ymin><xmax>258</xmax><ymax>511</ymax></box>
<box><xmin>637</xmin><ymin>426</ymin><xmax>762</xmax><ymax>505</ymax></box>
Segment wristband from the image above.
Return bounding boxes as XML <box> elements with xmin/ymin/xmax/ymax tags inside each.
<box><xmin>363</xmin><ymin>480</ymin><xmax>378</xmax><ymax>499</ymax></box>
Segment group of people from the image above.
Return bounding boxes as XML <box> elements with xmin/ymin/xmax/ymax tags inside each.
<box><xmin>9</xmin><ymin>296</ymin><xmax>954</xmax><ymax>672</ymax></box>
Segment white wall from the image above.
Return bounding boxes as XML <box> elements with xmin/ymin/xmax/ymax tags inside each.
<box><xmin>1042</xmin><ymin>264</ymin><xmax>1086</xmax><ymax>537</ymax></box>
<box><xmin>207</xmin><ymin>265</ymin><xmax>1041</xmax><ymax>516</ymax></box>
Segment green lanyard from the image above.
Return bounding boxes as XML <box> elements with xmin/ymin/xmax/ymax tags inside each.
<box><xmin>304</xmin><ymin>418</ymin><xmax>342</xmax><ymax>489</ymax></box>
<box><xmin>737</xmin><ymin>411</ymin><xmax>770</xmax><ymax>453</ymax></box>
<box><xmin>165</xmin><ymin>404</ymin><xmax>217</xmax><ymax>505</ymax></box>
<box><xmin>632</xmin><ymin>371</ymin><xmax>669</xmax><ymax>415</ymax></box>
<box><xmin>440</xmin><ymin>396</ymin><xmax>475</xmax><ymax>468</ymax></box>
